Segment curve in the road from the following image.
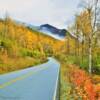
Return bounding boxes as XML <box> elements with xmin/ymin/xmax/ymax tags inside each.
<box><xmin>0</xmin><ymin>57</ymin><xmax>60</xmax><ymax>100</ymax></box>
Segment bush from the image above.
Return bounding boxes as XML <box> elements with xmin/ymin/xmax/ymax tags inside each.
<box><xmin>32</xmin><ymin>50</ymin><xmax>41</xmax><ymax>58</ymax></box>
<box><xmin>0</xmin><ymin>39</ymin><xmax>20</xmax><ymax>57</ymax></box>
<box><xmin>92</xmin><ymin>55</ymin><xmax>100</xmax><ymax>74</ymax></box>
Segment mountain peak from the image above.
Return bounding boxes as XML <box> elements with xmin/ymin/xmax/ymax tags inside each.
<box><xmin>40</xmin><ymin>24</ymin><xmax>67</xmax><ymax>38</ymax></box>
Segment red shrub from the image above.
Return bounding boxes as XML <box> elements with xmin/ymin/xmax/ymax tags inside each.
<box><xmin>84</xmin><ymin>79</ymin><xmax>96</xmax><ymax>100</ymax></box>
<box><xmin>69</xmin><ymin>65</ymin><xmax>97</xmax><ymax>100</ymax></box>
<box><xmin>72</xmin><ymin>69</ymin><xmax>86</xmax><ymax>86</ymax></box>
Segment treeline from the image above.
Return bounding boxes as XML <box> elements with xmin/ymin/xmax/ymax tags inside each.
<box><xmin>66</xmin><ymin>0</ymin><xmax>100</xmax><ymax>74</ymax></box>
<box><xmin>0</xmin><ymin>17</ymin><xmax>66</xmax><ymax>57</ymax></box>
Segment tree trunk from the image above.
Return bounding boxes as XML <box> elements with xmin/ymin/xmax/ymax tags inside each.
<box><xmin>89</xmin><ymin>37</ymin><xmax>92</xmax><ymax>74</ymax></box>
<box><xmin>82</xmin><ymin>40</ymin><xmax>84</xmax><ymax>64</ymax></box>
<box><xmin>67</xmin><ymin>37</ymin><xmax>70</xmax><ymax>55</ymax></box>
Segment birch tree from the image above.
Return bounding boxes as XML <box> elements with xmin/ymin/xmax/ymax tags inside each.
<box><xmin>79</xmin><ymin>0</ymin><xmax>99</xmax><ymax>73</ymax></box>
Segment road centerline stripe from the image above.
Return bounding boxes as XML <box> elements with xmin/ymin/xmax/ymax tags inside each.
<box><xmin>0</xmin><ymin>66</ymin><xmax>49</xmax><ymax>89</ymax></box>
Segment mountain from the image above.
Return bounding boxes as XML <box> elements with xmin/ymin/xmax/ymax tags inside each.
<box><xmin>39</xmin><ymin>24</ymin><xmax>67</xmax><ymax>40</ymax></box>
<box><xmin>15</xmin><ymin>20</ymin><xmax>68</xmax><ymax>40</ymax></box>
<box><xmin>27</xmin><ymin>24</ymin><xmax>67</xmax><ymax>40</ymax></box>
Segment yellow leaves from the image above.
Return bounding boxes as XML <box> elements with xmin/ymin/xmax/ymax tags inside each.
<box><xmin>76</xmin><ymin>10</ymin><xmax>92</xmax><ymax>35</ymax></box>
<box><xmin>0</xmin><ymin>50</ymin><xmax>8</xmax><ymax>63</ymax></box>
<box><xmin>24</xmin><ymin>31</ymin><xmax>34</xmax><ymax>49</ymax></box>
<box><xmin>0</xmin><ymin>18</ymin><xmax>67</xmax><ymax>57</ymax></box>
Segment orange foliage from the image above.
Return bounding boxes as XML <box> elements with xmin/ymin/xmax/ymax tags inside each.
<box><xmin>68</xmin><ymin>65</ymin><xmax>99</xmax><ymax>100</ymax></box>
<box><xmin>94</xmin><ymin>84</ymin><xmax>100</xmax><ymax>99</ymax></box>
<box><xmin>84</xmin><ymin>79</ymin><xmax>96</xmax><ymax>100</ymax></box>
<box><xmin>94</xmin><ymin>84</ymin><xmax>100</xmax><ymax>93</ymax></box>
<box><xmin>71</xmin><ymin>67</ymin><xmax>86</xmax><ymax>86</ymax></box>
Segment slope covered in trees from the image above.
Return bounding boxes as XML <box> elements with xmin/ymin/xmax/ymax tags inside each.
<box><xmin>0</xmin><ymin>17</ymin><xmax>67</xmax><ymax>74</ymax></box>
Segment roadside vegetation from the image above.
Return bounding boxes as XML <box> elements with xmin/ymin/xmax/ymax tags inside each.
<box><xmin>58</xmin><ymin>55</ymin><xmax>100</xmax><ymax>100</ymax></box>
<box><xmin>59</xmin><ymin>0</ymin><xmax>100</xmax><ymax>99</ymax></box>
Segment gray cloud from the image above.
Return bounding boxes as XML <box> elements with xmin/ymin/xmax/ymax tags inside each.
<box><xmin>0</xmin><ymin>0</ymin><xmax>80</xmax><ymax>28</ymax></box>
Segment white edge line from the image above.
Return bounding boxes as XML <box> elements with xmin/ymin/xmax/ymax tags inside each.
<box><xmin>53</xmin><ymin>62</ymin><xmax>60</xmax><ymax>100</ymax></box>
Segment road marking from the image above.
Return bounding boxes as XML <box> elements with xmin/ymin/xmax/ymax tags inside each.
<box><xmin>0</xmin><ymin>66</ymin><xmax>49</xmax><ymax>89</ymax></box>
<box><xmin>53</xmin><ymin>63</ymin><xmax>60</xmax><ymax>100</ymax></box>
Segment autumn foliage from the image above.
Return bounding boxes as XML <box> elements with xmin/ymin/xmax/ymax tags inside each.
<box><xmin>0</xmin><ymin>17</ymin><xmax>67</xmax><ymax>73</ymax></box>
<box><xmin>68</xmin><ymin>65</ymin><xmax>100</xmax><ymax>100</ymax></box>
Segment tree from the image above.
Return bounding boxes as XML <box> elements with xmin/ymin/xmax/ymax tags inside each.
<box><xmin>78</xmin><ymin>0</ymin><xmax>99</xmax><ymax>73</ymax></box>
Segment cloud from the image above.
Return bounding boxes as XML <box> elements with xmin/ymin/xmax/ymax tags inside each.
<box><xmin>0</xmin><ymin>0</ymin><xmax>80</xmax><ymax>28</ymax></box>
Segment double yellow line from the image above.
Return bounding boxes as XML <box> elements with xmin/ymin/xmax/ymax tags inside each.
<box><xmin>0</xmin><ymin>66</ymin><xmax>49</xmax><ymax>89</ymax></box>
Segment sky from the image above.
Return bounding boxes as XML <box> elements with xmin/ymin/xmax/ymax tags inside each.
<box><xmin>0</xmin><ymin>0</ymin><xmax>80</xmax><ymax>28</ymax></box>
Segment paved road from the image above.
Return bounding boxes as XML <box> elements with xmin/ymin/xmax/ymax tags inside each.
<box><xmin>0</xmin><ymin>58</ymin><xmax>60</xmax><ymax>100</ymax></box>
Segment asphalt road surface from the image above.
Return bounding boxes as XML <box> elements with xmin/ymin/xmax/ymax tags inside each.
<box><xmin>0</xmin><ymin>58</ymin><xmax>60</xmax><ymax>100</ymax></box>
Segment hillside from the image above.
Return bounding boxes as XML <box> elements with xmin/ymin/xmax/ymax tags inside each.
<box><xmin>0</xmin><ymin>17</ymin><xmax>67</xmax><ymax>74</ymax></box>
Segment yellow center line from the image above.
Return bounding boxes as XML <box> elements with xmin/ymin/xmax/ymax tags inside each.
<box><xmin>0</xmin><ymin>66</ymin><xmax>49</xmax><ymax>89</ymax></box>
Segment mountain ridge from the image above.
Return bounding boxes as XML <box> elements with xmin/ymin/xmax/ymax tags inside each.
<box><xmin>27</xmin><ymin>23</ymin><xmax>68</xmax><ymax>40</ymax></box>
